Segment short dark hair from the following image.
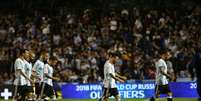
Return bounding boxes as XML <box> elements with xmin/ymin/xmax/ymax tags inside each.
<box><xmin>108</xmin><ymin>51</ymin><xmax>121</xmax><ymax>58</ymax></box>
<box><xmin>49</xmin><ymin>56</ymin><xmax>58</xmax><ymax>61</ymax></box>
<box><xmin>158</xmin><ymin>49</ymin><xmax>170</xmax><ymax>56</ymax></box>
<box><xmin>40</xmin><ymin>50</ymin><xmax>48</xmax><ymax>56</ymax></box>
<box><xmin>19</xmin><ymin>48</ymin><xmax>28</xmax><ymax>55</ymax></box>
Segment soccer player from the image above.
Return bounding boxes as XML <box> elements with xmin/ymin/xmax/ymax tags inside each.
<box><xmin>100</xmin><ymin>52</ymin><xmax>126</xmax><ymax>101</ymax></box>
<box><xmin>24</xmin><ymin>50</ymin><xmax>35</xmax><ymax>101</ymax></box>
<box><xmin>42</xmin><ymin>56</ymin><xmax>60</xmax><ymax>101</ymax></box>
<box><xmin>32</xmin><ymin>51</ymin><xmax>49</xmax><ymax>99</ymax></box>
<box><xmin>150</xmin><ymin>50</ymin><xmax>173</xmax><ymax>101</ymax></box>
<box><xmin>13</xmin><ymin>49</ymin><xmax>33</xmax><ymax>101</ymax></box>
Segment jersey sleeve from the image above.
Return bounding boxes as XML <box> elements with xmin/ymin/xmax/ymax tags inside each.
<box><xmin>15</xmin><ymin>59</ymin><xmax>23</xmax><ymax>70</ymax></box>
<box><xmin>159</xmin><ymin>65</ymin><xmax>165</xmax><ymax>72</ymax></box>
<box><xmin>108</xmin><ymin>65</ymin><xmax>115</xmax><ymax>77</ymax></box>
<box><xmin>32</xmin><ymin>61</ymin><xmax>39</xmax><ymax>72</ymax></box>
<box><xmin>156</xmin><ymin>60</ymin><xmax>166</xmax><ymax>72</ymax></box>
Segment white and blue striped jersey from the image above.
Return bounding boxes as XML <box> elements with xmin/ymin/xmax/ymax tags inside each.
<box><xmin>103</xmin><ymin>60</ymin><xmax>116</xmax><ymax>88</ymax></box>
<box><xmin>43</xmin><ymin>63</ymin><xmax>54</xmax><ymax>86</ymax></box>
<box><xmin>33</xmin><ymin>60</ymin><xmax>45</xmax><ymax>83</ymax></box>
<box><xmin>155</xmin><ymin>59</ymin><xmax>168</xmax><ymax>85</ymax></box>
<box><xmin>14</xmin><ymin>58</ymin><xmax>27</xmax><ymax>86</ymax></box>
<box><xmin>24</xmin><ymin>60</ymin><xmax>33</xmax><ymax>86</ymax></box>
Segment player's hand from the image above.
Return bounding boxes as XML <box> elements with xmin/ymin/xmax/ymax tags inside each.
<box><xmin>53</xmin><ymin>77</ymin><xmax>60</xmax><ymax>81</ymax></box>
<box><xmin>171</xmin><ymin>76</ymin><xmax>176</xmax><ymax>81</ymax></box>
<box><xmin>121</xmin><ymin>76</ymin><xmax>127</xmax><ymax>81</ymax></box>
<box><xmin>29</xmin><ymin>79</ymin><xmax>35</xmax><ymax>85</ymax></box>
<box><xmin>119</xmin><ymin>79</ymin><xmax>125</xmax><ymax>83</ymax></box>
<box><xmin>167</xmin><ymin>75</ymin><xmax>174</xmax><ymax>81</ymax></box>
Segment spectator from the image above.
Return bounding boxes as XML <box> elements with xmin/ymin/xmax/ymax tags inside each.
<box><xmin>0</xmin><ymin>1</ymin><xmax>200</xmax><ymax>83</ymax></box>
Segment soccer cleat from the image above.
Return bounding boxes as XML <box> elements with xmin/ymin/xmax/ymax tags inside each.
<box><xmin>98</xmin><ymin>98</ymin><xmax>102</xmax><ymax>101</ymax></box>
<box><xmin>149</xmin><ymin>96</ymin><xmax>155</xmax><ymax>101</ymax></box>
<box><xmin>167</xmin><ymin>98</ymin><xmax>173</xmax><ymax>101</ymax></box>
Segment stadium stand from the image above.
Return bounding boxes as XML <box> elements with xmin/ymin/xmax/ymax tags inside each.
<box><xmin>0</xmin><ymin>0</ymin><xmax>201</xmax><ymax>84</ymax></box>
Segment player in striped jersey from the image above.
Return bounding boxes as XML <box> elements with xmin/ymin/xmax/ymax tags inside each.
<box><xmin>13</xmin><ymin>49</ymin><xmax>33</xmax><ymax>101</ymax></box>
<box><xmin>150</xmin><ymin>50</ymin><xmax>173</xmax><ymax>101</ymax></box>
<box><xmin>100</xmin><ymin>52</ymin><xmax>126</xmax><ymax>101</ymax></box>
<box><xmin>24</xmin><ymin>51</ymin><xmax>35</xmax><ymax>101</ymax></box>
<box><xmin>32</xmin><ymin>51</ymin><xmax>49</xmax><ymax>99</ymax></box>
<box><xmin>42</xmin><ymin>56</ymin><xmax>60</xmax><ymax>101</ymax></box>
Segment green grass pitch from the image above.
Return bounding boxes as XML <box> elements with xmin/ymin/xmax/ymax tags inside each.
<box><xmin>62</xmin><ymin>98</ymin><xmax>197</xmax><ymax>101</ymax></box>
<box><xmin>1</xmin><ymin>98</ymin><xmax>197</xmax><ymax>101</ymax></box>
<box><xmin>57</xmin><ymin>98</ymin><xmax>197</xmax><ymax>101</ymax></box>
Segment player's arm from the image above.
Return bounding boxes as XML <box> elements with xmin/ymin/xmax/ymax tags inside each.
<box><xmin>109</xmin><ymin>73</ymin><xmax>125</xmax><ymax>83</ymax></box>
<box><xmin>31</xmin><ymin>63</ymin><xmax>39</xmax><ymax>79</ymax></box>
<box><xmin>115</xmin><ymin>73</ymin><xmax>127</xmax><ymax>81</ymax></box>
<box><xmin>31</xmin><ymin>64</ymin><xmax>37</xmax><ymax>77</ymax></box>
<box><xmin>31</xmin><ymin>62</ymin><xmax>42</xmax><ymax>79</ymax></box>
<box><xmin>31</xmin><ymin>71</ymin><xmax>38</xmax><ymax>78</ymax></box>
<box><xmin>16</xmin><ymin>69</ymin><xmax>34</xmax><ymax>83</ymax></box>
<box><xmin>44</xmin><ymin>74</ymin><xmax>60</xmax><ymax>81</ymax></box>
<box><xmin>15</xmin><ymin>60</ymin><xmax>33</xmax><ymax>83</ymax></box>
<box><xmin>159</xmin><ymin>66</ymin><xmax>171</xmax><ymax>79</ymax></box>
<box><xmin>44</xmin><ymin>65</ymin><xmax>59</xmax><ymax>81</ymax></box>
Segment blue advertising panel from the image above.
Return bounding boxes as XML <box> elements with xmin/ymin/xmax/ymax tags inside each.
<box><xmin>61</xmin><ymin>82</ymin><xmax>198</xmax><ymax>99</ymax></box>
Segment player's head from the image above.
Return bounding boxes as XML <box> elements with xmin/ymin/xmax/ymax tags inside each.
<box><xmin>20</xmin><ymin>49</ymin><xmax>30</xmax><ymax>60</ymax></box>
<box><xmin>166</xmin><ymin>50</ymin><xmax>172</xmax><ymax>60</ymax></box>
<box><xmin>48</xmin><ymin>56</ymin><xmax>58</xmax><ymax>66</ymax></box>
<box><xmin>108</xmin><ymin>51</ymin><xmax>121</xmax><ymax>64</ymax></box>
<box><xmin>159</xmin><ymin>49</ymin><xmax>172</xmax><ymax>60</ymax></box>
<box><xmin>29</xmin><ymin>50</ymin><xmax>35</xmax><ymax>63</ymax></box>
<box><xmin>40</xmin><ymin>50</ymin><xmax>49</xmax><ymax>62</ymax></box>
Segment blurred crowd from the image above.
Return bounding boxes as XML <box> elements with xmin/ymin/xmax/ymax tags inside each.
<box><xmin>0</xmin><ymin>4</ymin><xmax>201</xmax><ymax>84</ymax></box>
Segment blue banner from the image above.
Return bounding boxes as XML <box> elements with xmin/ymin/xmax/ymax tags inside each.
<box><xmin>61</xmin><ymin>82</ymin><xmax>198</xmax><ymax>99</ymax></box>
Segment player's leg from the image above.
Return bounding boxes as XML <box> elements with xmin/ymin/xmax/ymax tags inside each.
<box><xmin>112</xmin><ymin>88</ymin><xmax>120</xmax><ymax>101</ymax></box>
<box><xmin>114</xmin><ymin>95</ymin><xmax>120</xmax><ymax>101</ymax></box>
<box><xmin>44</xmin><ymin>83</ymin><xmax>55</xmax><ymax>101</ymax></box>
<box><xmin>150</xmin><ymin>85</ymin><xmax>160</xmax><ymax>101</ymax></box>
<box><xmin>99</xmin><ymin>87</ymin><xmax>104</xmax><ymax>101</ymax></box>
<box><xmin>39</xmin><ymin>82</ymin><xmax>47</xmax><ymax>101</ymax></box>
<box><xmin>18</xmin><ymin>85</ymin><xmax>28</xmax><ymax>101</ymax></box>
<box><xmin>31</xmin><ymin>83</ymin><xmax>36</xmax><ymax>101</ymax></box>
<box><xmin>23</xmin><ymin>85</ymin><xmax>30</xmax><ymax>101</ymax></box>
<box><xmin>26</xmin><ymin>86</ymin><xmax>34</xmax><ymax>101</ymax></box>
<box><xmin>35</xmin><ymin>83</ymin><xmax>41</xmax><ymax>100</ymax></box>
<box><xmin>103</xmin><ymin>96</ymin><xmax>109</xmax><ymax>101</ymax></box>
<box><xmin>101</xmin><ymin>88</ymin><xmax>109</xmax><ymax>101</ymax></box>
<box><xmin>100</xmin><ymin>95</ymin><xmax>109</xmax><ymax>101</ymax></box>
<box><xmin>149</xmin><ymin>92</ymin><xmax>159</xmax><ymax>101</ymax></box>
<box><xmin>13</xmin><ymin>85</ymin><xmax>19</xmax><ymax>101</ymax></box>
<box><xmin>165</xmin><ymin>85</ymin><xmax>173</xmax><ymax>101</ymax></box>
<box><xmin>156</xmin><ymin>90</ymin><xmax>160</xmax><ymax>98</ymax></box>
<box><xmin>167</xmin><ymin>92</ymin><xmax>173</xmax><ymax>101</ymax></box>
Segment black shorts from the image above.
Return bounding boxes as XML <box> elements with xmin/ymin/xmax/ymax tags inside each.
<box><xmin>43</xmin><ymin>83</ymin><xmax>54</xmax><ymax>97</ymax></box>
<box><xmin>14</xmin><ymin>85</ymin><xmax>29</xmax><ymax>96</ymax></box>
<box><xmin>103</xmin><ymin>88</ymin><xmax>119</xmax><ymax>97</ymax></box>
<box><xmin>25</xmin><ymin>85</ymin><xmax>34</xmax><ymax>93</ymax></box>
<box><xmin>15</xmin><ymin>85</ymin><xmax>25</xmax><ymax>96</ymax></box>
<box><xmin>155</xmin><ymin>84</ymin><xmax>171</xmax><ymax>94</ymax></box>
<box><xmin>35</xmin><ymin>83</ymin><xmax>42</xmax><ymax>95</ymax></box>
